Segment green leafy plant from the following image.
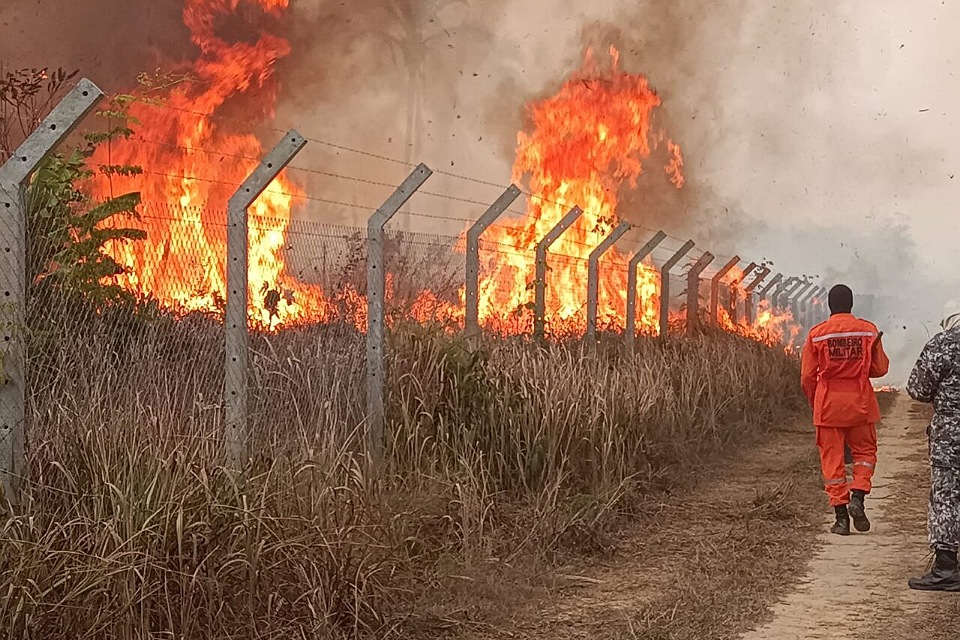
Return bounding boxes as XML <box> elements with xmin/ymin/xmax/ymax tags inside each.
<box><xmin>0</xmin><ymin>67</ymin><xmax>147</xmax><ymax>306</ymax></box>
<box><xmin>28</xmin><ymin>150</ymin><xmax>145</xmax><ymax>304</ymax></box>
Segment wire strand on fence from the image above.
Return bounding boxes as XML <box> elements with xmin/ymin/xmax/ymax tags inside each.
<box><xmin>124</xmin><ymin>171</ymin><xmax>612</xmax><ymax>254</ymax></box>
<box><xmin>132</xmin><ymin>137</ymin><xmax>265</xmax><ymax>164</ymax></box>
<box><xmin>92</xmin><ymin>104</ymin><xmax>699</xmax><ymax>258</ymax></box>
<box><xmin>105</xmin><ymin>199</ymin><xmax>631</xmax><ymax>265</ymax></box>
<box><xmin>95</xmin><ymin>98</ymin><xmax>761</xmax><ymax>272</ymax></box>
<box><xmin>123</xmin><ymin>97</ymin><xmax>535</xmax><ymax>194</ymax></box>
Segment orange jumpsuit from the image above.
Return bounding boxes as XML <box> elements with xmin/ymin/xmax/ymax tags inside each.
<box><xmin>801</xmin><ymin>313</ymin><xmax>890</xmax><ymax>506</ymax></box>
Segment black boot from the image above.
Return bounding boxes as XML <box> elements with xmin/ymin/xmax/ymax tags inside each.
<box><xmin>908</xmin><ymin>548</ymin><xmax>960</xmax><ymax>591</ymax></box>
<box><xmin>831</xmin><ymin>505</ymin><xmax>850</xmax><ymax>536</ymax></box>
<box><xmin>849</xmin><ymin>489</ymin><xmax>870</xmax><ymax>532</ymax></box>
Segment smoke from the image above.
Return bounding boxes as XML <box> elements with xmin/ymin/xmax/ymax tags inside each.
<box><xmin>0</xmin><ymin>0</ymin><xmax>189</xmax><ymax>91</ymax></box>
<box><xmin>629</xmin><ymin>0</ymin><xmax>958</xmax><ymax>383</ymax></box>
<box><xmin>276</xmin><ymin>0</ymin><xmax>956</xmax><ymax>382</ymax></box>
<box><xmin>2</xmin><ymin>0</ymin><xmax>956</xmax><ymax>380</ymax></box>
<box><xmin>394</xmin><ymin>0</ymin><xmax>956</xmax><ymax>383</ymax></box>
<box><xmin>269</xmin><ymin>0</ymin><xmax>520</xmax><ymax>227</ymax></box>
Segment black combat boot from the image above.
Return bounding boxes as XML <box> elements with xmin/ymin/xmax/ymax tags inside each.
<box><xmin>848</xmin><ymin>489</ymin><xmax>870</xmax><ymax>532</ymax></box>
<box><xmin>831</xmin><ymin>504</ymin><xmax>850</xmax><ymax>536</ymax></box>
<box><xmin>908</xmin><ymin>548</ymin><xmax>960</xmax><ymax>591</ymax></box>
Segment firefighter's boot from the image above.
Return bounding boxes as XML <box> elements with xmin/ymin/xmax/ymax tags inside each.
<box><xmin>849</xmin><ymin>489</ymin><xmax>870</xmax><ymax>533</ymax></box>
<box><xmin>831</xmin><ymin>505</ymin><xmax>850</xmax><ymax>536</ymax></box>
<box><xmin>908</xmin><ymin>548</ymin><xmax>960</xmax><ymax>592</ymax></box>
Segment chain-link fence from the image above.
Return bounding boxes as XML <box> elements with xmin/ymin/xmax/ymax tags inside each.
<box><xmin>0</xmin><ymin>78</ymin><xmax>830</xmax><ymax>501</ymax></box>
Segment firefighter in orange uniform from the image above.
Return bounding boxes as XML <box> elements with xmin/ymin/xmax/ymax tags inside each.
<box><xmin>801</xmin><ymin>284</ymin><xmax>890</xmax><ymax>535</ymax></box>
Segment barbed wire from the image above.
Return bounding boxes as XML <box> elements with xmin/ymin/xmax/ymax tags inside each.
<box><xmin>284</xmin><ymin>164</ymin><xmax>542</xmax><ymax>223</ymax></box>
<box><xmin>86</xmin><ymin>98</ymin><xmax>768</xmax><ymax>273</ymax></box>
<box><xmin>99</xmin><ymin>98</ymin><xmax>399</xmax><ymax>190</ymax></box>
<box><xmin>117</xmin><ymin>97</ymin><xmax>714</xmax><ymax>224</ymax></box>
<box><xmin>118</xmin><ymin>174</ymin><xmax>613</xmax><ymax>254</ymax></box>
<box><xmin>104</xmin><ymin>208</ymin><xmax>611</xmax><ymax>265</ymax></box>
<box><xmin>95</xmin><ymin>181</ymin><xmax>748</xmax><ymax>276</ymax></box>
<box><xmin>96</xmin><ymin>134</ymin><xmax>543</xmax><ymax>225</ymax></box>
<box><xmin>123</xmin><ymin>99</ymin><xmax>514</xmax><ymax>192</ymax></box>
<box><xmin>94</xmin><ymin>131</ymin><xmax>682</xmax><ymax>256</ymax></box>
<box><xmin>132</xmin><ymin>137</ymin><xmax>264</xmax><ymax>164</ymax></box>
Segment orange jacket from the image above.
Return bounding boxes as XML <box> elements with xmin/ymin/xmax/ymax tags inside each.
<box><xmin>801</xmin><ymin>313</ymin><xmax>890</xmax><ymax>427</ymax></box>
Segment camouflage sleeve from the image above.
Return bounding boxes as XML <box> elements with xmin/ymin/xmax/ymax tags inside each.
<box><xmin>907</xmin><ymin>340</ymin><xmax>942</xmax><ymax>404</ymax></box>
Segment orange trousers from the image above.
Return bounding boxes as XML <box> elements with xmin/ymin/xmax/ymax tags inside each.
<box><xmin>816</xmin><ymin>423</ymin><xmax>877</xmax><ymax>506</ymax></box>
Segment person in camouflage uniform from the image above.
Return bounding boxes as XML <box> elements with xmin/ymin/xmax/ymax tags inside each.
<box><xmin>907</xmin><ymin>298</ymin><xmax>960</xmax><ymax>591</ymax></box>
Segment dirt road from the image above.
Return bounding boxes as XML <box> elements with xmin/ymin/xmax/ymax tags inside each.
<box><xmin>739</xmin><ymin>396</ymin><xmax>958</xmax><ymax>640</ymax></box>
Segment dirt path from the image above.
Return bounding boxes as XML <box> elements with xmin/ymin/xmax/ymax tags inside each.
<box><xmin>459</xmin><ymin>412</ymin><xmax>830</xmax><ymax>640</ymax></box>
<box><xmin>456</xmin><ymin>395</ymin><xmax>960</xmax><ymax>640</ymax></box>
<box><xmin>739</xmin><ymin>396</ymin><xmax>952</xmax><ymax>640</ymax></box>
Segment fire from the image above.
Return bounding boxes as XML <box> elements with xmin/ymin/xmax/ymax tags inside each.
<box><xmin>716</xmin><ymin>298</ymin><xmax>800</xmax><ymax>347</ymax></box>
<box><xmin>475</xmin><ymin>46</ymin><xmax>680</xmax><ymax>336</ymax></box>
<box><xmin>90</xmin><ymin>0</ymin><xmax>325</xmax><ymax>329</ymax></box>
<box><xmin>86</xmin><ymin>9</ymin><xmax>803</xmax><ymax>348</ymax></box>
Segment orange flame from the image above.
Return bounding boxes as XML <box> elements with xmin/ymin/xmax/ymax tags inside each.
<box><xmin>91</xmin><ymin>0</ymin><xmax>325</xmax><ymax>329</ymax></box>
<box><xmin>716</xmin><ymin>297</ymin><xmax>801</xmax><ymax>347</ymax></box>
<box><xmin>474</xmin><ymin>46</ymin><xmax>681</xmax><ymax>336</ymax></box>
<box><xmin>88</xmin><ymin>15</ymin><xmax>803</xmax><ymax>348</ymax></box>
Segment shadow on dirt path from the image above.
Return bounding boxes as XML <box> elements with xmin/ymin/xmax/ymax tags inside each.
<box><xmin>739</xmin><ymin>395</ymin><xmax>959</xmax><ymax>640</ymax></box>
<box><xmin>461</xmin><ymin>393</ymin><xmax>960</xmax><ymax>640</ymax></box>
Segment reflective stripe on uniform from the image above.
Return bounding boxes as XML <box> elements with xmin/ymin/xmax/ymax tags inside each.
<box><xmin>853</xmin><ymin>461</ymin><xmax>875</xmax><ymax>469</ymax></box>
<box><xmin>824</xmin><ymin>477</ymin><xmax>847</xmax><ymax>486</ymax></box>
<box><xmin>811</xmin><ymin>331</ymin><xmax>877</xmax><ymax>343</ymax></box>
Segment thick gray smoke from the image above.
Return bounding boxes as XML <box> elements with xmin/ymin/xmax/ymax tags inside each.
<box><xmin>2</xmin><ymin>0</ymin><xmax>956</xmax><ymax>381</ymax></box>
<box><xmin>0</xmin><ymin>0</ymin><xmax>189</xmax><ymax>91</ymax></box>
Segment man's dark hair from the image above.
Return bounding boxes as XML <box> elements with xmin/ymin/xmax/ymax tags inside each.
<box><xmin>828</xmin><ymin>284</ymin><xmax>854</xmax><ymax>314</ymax></box>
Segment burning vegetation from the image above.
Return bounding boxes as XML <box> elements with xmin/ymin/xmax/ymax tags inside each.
<box><xmin>88</xmin><ymin>0</ymin><xmax>799</xmax><ymax>344</ymax></box>
<box><xmin>0</xmin><ymin>2</ymin><xmax>825</xmax><ymax>636</ymax></box>
<box><xmin>91</xmin><ymin>0</ymin><xmax>325</xmax><ymax>329</ymax></box>
<box><xmin>476</xmin><ymin>45</ymin><xmax>674</xmax><ymax>336</ymax></box>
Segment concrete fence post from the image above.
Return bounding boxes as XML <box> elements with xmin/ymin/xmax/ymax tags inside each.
<box><xmin>789</xmin><ymin>281</ymin><xmax>814</xmax><ymax>321</ymax></box>
<box><xmin>586</xmin><ymin>221</ymin><xmax>631</xmax><ymax>346</ymax></box>
<box><xmin>624</xmin><ymin>231</ymin><xmax>667</xmax><ymax>358</ymax></box>
<box><xmin>758</xmin><ymin>272</ymin><xmax>783</xmax><ymax>302</ymax></box>
<box><xmin>817</xmin><ymin>294</ymin><xmax>828</xmax><ymax>324</ymax></box>
<box><xmin>225</xmin><ymin>130</ymin><xmax>306</xmax><ymax>470</ymax></box>
<box><xmin>813</xmin><ymin>287</ymin><xmax>828</xmax><ymax>324</ymax></box>
<box><xmin>0</xmin><ymin>78</ymin><xmax>103</xmax><ymax>503</ymax></box>
<box><xmin>770</xmin><ymin>275</ymin><xmax>796</xmax><ymax>308</ymax></box>
<box><xmin>798</xmin><ymin>284</ymin><xmax>819</xmax><ymax>331</ymax></box>
<box><xmin>778</xmin><ymin>277</ymin><xmax>805</xmax><ymax>309</ymax></box>
<box><xmin>659</xmin><ymin>240</ymin><xmax>696</xmax><ymax>339</ymax></box>
<box><xmin>686</xmin><ymin>252</ymin><xmax>715</xmax><ymax>332</ymax></box>
<box><xmin>744</xmin><ymin>267</ymin><xmax>772</xmax><ymax>325</ymax></box>
<box><xmin>533</xmin><ymin>205</ymin><xmax>583</xmax><ymax>343</ymax></box>
<box><xmin>366</xmin><ymin>164</ymin><xmax>432</xmax><ymax>463</ymax></box>
<box><xmin>464</xmin><ymin>185</ymin><xmax>521</xmax><ymax>339</ymax></box>
<box><xmin>728</xmin><ymin>262</ymin><xmax>757</xmax><ymax>323</ymax></box>
<box><xmin>710</xmin><ymin>255</ymin><xmax>741</xmax><ymax>324</ymax></box>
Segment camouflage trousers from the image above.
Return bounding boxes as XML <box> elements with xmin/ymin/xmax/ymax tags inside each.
<box><xmin>929</xmin><ymin>466</ymin><xmax>960</xmax><ymax>552</ymax></box>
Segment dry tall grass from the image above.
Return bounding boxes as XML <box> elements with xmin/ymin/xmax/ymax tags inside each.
<box><xmin>0</xmin><ymin>296</ymin><xmax>803</xmax><ymax>639</ymax></box>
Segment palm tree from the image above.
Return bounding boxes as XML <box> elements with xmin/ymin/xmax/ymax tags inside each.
<box><xmin>381</xmin><ymin>0</ymin><xmax>491</xmax><ymax>231</ymax></box>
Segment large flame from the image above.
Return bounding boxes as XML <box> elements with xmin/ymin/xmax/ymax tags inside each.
<box><xmin>474</xmin><ymin>47</ymin><xmax>678</xmax><ymax>335</ymax></box>
<box><xmin>91</xmin><ymin>0</ymin><xmax>324</xmax><ymax>328</ymax></box>
<box><xmin>89</xmin><ymin>13</ymin><xmax>801</xmax><ymax>346</ymax></box>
